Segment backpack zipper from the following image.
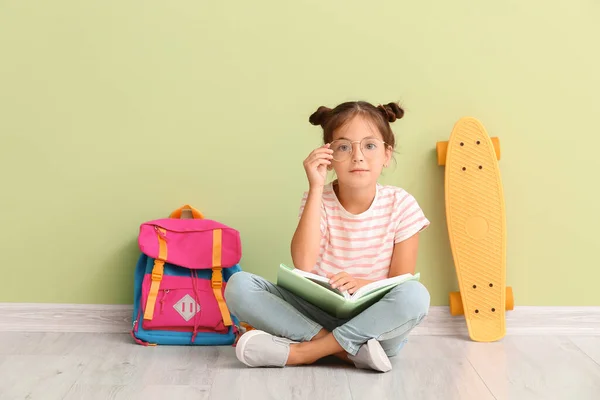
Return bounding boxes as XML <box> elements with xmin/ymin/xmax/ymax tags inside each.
<box><xmin>159</xmin><ymin>289</ymin><xmax>170</xmax><ymax>313</ymax></box>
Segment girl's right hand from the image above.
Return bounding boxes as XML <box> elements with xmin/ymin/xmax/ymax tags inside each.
<box><xmin>303</xmin><ymin>144</ymin><xmax>334</xmax><ymax>189</ymax></box>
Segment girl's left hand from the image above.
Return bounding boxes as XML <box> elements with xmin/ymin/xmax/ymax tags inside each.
<box><xmin>327</xmin><ymin>272</ymin><xmax>367</xmax><ymax>294</ymax></box>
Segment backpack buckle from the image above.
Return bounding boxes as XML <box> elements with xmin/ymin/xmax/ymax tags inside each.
<box><xmin>211</xmin><ymin>267</ymin><xmax>223</xmax><ymax>288</ymax></box>
<box><xmin>152</xmin><ymin>260</ymin><xmax>164</xmax><ymax>281</ymax></box>
<box><xmin>152</xmin><ymin>271</ymin><xmax>163</xmax><ymax>281</ymax></box>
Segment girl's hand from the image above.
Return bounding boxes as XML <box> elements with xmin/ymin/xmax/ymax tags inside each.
<box><xmin>327</xmin><ymin>272</ymin><xmax>370</xmax><ymax>295</ymax></box>
<box><xmin>303</xmin><ymin>144</ymin><xmax>333</xmax><ymax>189</ymax></box>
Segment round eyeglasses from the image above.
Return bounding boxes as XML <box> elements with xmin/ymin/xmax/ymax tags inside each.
<box><xmin>329</xmin><ymin>138</ymin><xmax>388</xmax><ymax>162</ymax></box>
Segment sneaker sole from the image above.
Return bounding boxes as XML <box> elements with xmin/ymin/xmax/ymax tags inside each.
<box><xmin>366</xmin><ymin>339</ymin><xmax>392</xmax><ymax>372</ymax></box>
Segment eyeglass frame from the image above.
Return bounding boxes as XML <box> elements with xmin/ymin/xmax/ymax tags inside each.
<box><xmin>328</xmin><ymin>137</ymin><xmax>391</xmax><ymax>162</ymax></box>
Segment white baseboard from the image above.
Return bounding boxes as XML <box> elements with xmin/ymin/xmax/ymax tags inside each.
<box><xmin>415</xmin><ymin>306</ymin><xmax>600</xmax><ymax>336</ymax></box>
<box><xmin>1</xmin><ymin>304</ymin><xmax>599</xmax><ymax>336</ymax></box>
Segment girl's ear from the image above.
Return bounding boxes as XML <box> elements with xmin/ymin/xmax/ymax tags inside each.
<box><xmin>384</xmin><ymin>146</ymin><xmax>392</xmax><ymax>167</ymax></box>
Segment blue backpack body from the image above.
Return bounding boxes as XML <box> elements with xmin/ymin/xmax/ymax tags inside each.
<box><xmin>131</xmin><ymin>254</ymin><xmax>241</xmax><ymax>346</ymax></box>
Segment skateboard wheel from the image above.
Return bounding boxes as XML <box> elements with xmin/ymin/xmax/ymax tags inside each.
<box><xmin>436</xmin><ymin>141</ymin><xmax>448</xmax><ymax>166</ymax></box>
<box><xmin>449</xmin><ymin>291</ymin><xmax>464</xmax><ymax>316</ymax></box>
<box><xmin>491</xmin><ymin>137</ymin><xmax>501</xmax><ymax>160</ymax></box>
<box><xmin>506</xmin><ymin>286</ymin><xmax>514</xmax><ymax>310</ymax></box>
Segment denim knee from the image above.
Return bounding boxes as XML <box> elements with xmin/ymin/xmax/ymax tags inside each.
<box><xmin>389</xmin><ymin>280</ymin><xmax>431</xmax><ymax>322</ymax></box>
<box><xmin>224</xmin><ymin>271</ymin><xmax>256</xmax><ymax>317</ymax></box>
<box><xmin>374</xmin><ymin>281</ymin><xmax>430</xmax><ymax>345</ymax></box>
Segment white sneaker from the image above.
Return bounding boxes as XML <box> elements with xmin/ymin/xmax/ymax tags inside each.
<box><xmin>235</xmin><ymin>330</ymin><xmax>297</xmax><ymax>367</ymax></box>
<box><xmin>348</xmin><ymin>339</ymin><xmax>392</xmax><ymax>372</ymax></box>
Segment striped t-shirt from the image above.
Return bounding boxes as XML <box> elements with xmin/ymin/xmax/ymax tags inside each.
<box><xmin>298</xmin><ymin>182</ymin><xmax>430</xmax><ymax>281</ymax></box>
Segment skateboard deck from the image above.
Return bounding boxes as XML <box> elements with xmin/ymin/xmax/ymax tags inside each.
<box><xmin>437</xmin><ymin>117</ymin><xmax>514</xmax><ymax>342</ymax></box>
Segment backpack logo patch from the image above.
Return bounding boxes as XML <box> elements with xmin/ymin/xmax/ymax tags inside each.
<box><xmin>173</xmin><ymin>294</ymin><xmax>201</xmax><ymax>321</ymax></box>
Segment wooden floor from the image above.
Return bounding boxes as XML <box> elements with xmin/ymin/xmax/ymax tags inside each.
<box><xmin>0</xmin><ymin>332</ymin><xmax>599</xmax><ymax>400</ymax></box>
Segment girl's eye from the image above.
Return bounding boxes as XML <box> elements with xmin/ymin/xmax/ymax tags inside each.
<box><xmin>338</xmin><ymin>145</ymin><xmax>351</xmax><ymax>152</ymax></box>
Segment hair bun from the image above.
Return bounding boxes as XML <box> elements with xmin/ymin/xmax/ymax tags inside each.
<box><xmin>377</xmin><ymin>102</ymin><xmax>404</xmax><ymax>122</ymax></box>
<box><xmin>309</xmin><ymin>106</ymin><xmax>332</xmax><ymax>126</ymax></box>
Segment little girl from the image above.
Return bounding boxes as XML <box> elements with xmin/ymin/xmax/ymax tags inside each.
<box><xmin>225</xmin><ymin>101</ymin><xmax>431</xmax><ymax>372</ymax></box>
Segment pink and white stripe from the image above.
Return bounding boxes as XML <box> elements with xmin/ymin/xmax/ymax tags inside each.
<box><xmin>298</xmin><ymin>182</ymin><xmax>430</xmax><ymax>281</ymax></box>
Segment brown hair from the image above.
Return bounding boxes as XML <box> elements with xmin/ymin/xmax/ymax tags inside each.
<box><xmin>308</xmin><ymin>101</ymin><xmax>404</xmax><ymax>148</ymax></box>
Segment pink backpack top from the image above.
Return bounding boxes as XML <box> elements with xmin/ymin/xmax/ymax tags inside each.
<box><xmin>138</xmin><ymin>218</ymin><xmax>242</xmax><ymax>270</ymax></box>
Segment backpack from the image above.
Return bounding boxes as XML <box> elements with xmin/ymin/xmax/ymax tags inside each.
<box><xmin>130</xmin><ymin>205</ymin><xmax>242</xmax><ymax>346</ymax></box>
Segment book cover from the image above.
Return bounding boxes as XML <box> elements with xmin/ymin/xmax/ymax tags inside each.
<box><xmin>276</xmin><ymin>263</ymin><xmax>420</xmax><ymax>319</ymax></box>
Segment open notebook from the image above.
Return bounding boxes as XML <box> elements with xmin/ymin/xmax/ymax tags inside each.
<box><xmin>276</xmin><ymin>264</ymin><xmax>420</xmax><ymax>319</ymax></box>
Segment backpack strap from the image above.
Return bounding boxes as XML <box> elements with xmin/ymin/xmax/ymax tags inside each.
<box><xmin>211</xmin><ymin>229</ymin><xmax>233</xmax><ymax>326</ymax></box>
<box><xmin>143</xmin><ymin>227</ymin><xmax>167</xmax><ymax>321</ymax></box>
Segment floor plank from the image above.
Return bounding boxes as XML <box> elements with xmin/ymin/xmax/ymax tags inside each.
<box><xmin>346</xmin><ymin>336</ymin><xmax>495</xmax><ymax>400</ymax></box>
<box><xmin>2</xmin><ymin>333</ymin><xmax>599</xmax><ymax>400</ymax></box>
<box><xmin>210</xmin><ymin>351</ymin><xmax>353</xmax><ymax>400</ymax></box>
<box><xmin>0</xmin><ymin>355</ymin><xmax>87</xmax><ymax>399</ymax></box>
<box><xmin>63</xmin><ymin>383</ymin><xmax>211</xmax><ymax>400</ymax></box>
<box><xmin>348</xmin><ymin>357</ymin><xmax>495</xmax><ymax>400</ymax></box>
<box><xmin>466</xmin><ymin>336</ymin><xmax>600</xmax><ymax>400</ymax></box>
<box><xmin>569</xmin><ymin>336</ymin><xmax>600</xmax><ymax>366</ymax></box>
<box><xmin>72</xmin><ymin>337</ymin><xmax>220</xmax><ymax>388</ymax></box>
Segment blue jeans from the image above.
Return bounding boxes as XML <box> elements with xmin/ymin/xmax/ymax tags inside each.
<box><xmin>224</xmin><ymin>271</ymin><xmax>430</xmax><ymax>356</ymax></box>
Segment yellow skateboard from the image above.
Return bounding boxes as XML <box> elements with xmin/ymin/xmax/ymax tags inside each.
<box><xmin>437</xmin><ymin>117</ymin><xmax>514</xmax><ymax>342</ymax></box>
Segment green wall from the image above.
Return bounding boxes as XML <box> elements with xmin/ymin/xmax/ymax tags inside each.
<box><xmin>1</xmin><ymin>1</ymin><xmax>598</xmax><ymax>306</ymax></box>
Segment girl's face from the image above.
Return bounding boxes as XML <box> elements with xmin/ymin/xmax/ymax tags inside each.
<box><xmin>329</xmin><ymin>115</ymin><xmax>392</xmax><ymax>189</ymax></box>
